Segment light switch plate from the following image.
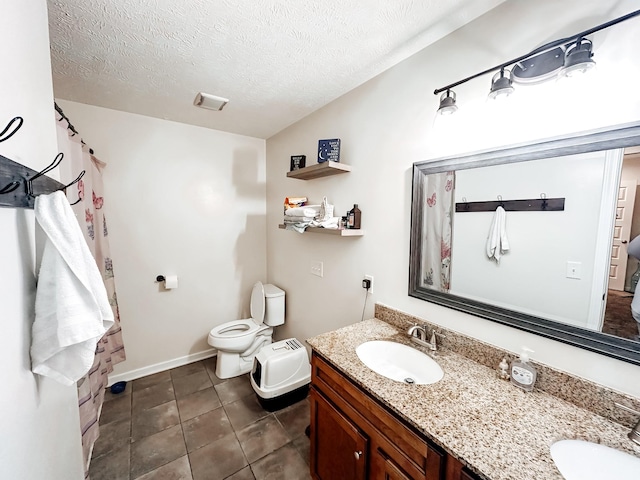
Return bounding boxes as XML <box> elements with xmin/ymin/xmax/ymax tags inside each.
<box><xmin>566</xmin><ymin>261</ymin><xmax>582</xmax><ymax>279</ymax></box>
<box><xmin>311</xmin><ymin>261</ymin><xmax>323</xmax><ymax>277</ymax></box>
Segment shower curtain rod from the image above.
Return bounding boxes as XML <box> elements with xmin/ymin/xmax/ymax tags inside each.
<box><xmin>54</xmin><ymin>102</ymin><xmax>94</xmax><ymax>154</ymax></box>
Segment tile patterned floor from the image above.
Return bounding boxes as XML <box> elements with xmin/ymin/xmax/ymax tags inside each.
<box><xmin>89</xmin><ymin>357</ymin><xmax>311</xmax><ymax>480</ymax></box>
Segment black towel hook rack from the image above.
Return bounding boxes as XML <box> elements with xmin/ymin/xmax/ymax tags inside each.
<box><xmin>0</xmin><ymin>117</ymin><xmax>26</xmax><ymax>194</ymax></box>
<box><xmin>455</xmin><ymin>194</ymin><xmax>565</xmax><ymax>213</ymax></box>
<box><xmin>25</xmin><ymin>153</ymin><xmax>64</xmax><ymax>197</ymax></box>
<box><xmin>0</xmin><ymin>117</ymin><xmax>24</xmax><ymax>143</ymax></box>
<box><xmin>65</xmin><ymin>170</ymin><xmax>85</xmax><ymax>205</ymax></box>
<box><xmin>0</xmin><ymin>178</ymin><xmax>20</xmax><ymax>194</ymax></box>
<box><xmin>25</xmin><ymin>153</ymin><xmax>86</xmax><ymax>203</ymax></box>
<box><xmin>1</xmin><ymin>151</ymin><xmax>86</xmax><ymax>209</ymax></box>
<box><xmin>0</xmin><ymin>113</ymin><xmax>90</xmax><ymax>209</ymax></box>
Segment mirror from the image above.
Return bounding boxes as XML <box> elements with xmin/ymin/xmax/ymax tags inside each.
<box><xmin>409</xmin><ymin>122</ymin><xmax>640</xmax><ymax>366</ymax></box>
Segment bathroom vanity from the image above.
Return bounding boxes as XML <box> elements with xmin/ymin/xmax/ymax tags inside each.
<box><xmin>310</xmin><ymin>352</ymin><xmax>477</xmax><ymax>479</ymax></box>
<box><xmin>307</xmin><ymin>317</ymin><xmax>640</xmax><ymax>480</ymax></box>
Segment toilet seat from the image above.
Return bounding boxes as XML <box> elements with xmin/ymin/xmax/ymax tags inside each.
<box><xmin>208</xmin><ymin>318</ymin><xmax>271</xmax><ymax>353</ymax></box>
<box><xmin>210</xmin><ymin>319</ymin><xmax>259</xmax><ymax>338</ymax></box>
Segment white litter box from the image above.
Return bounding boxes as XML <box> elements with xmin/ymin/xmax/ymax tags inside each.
<box><xmin>250</xmin><ymin>338</ymin><xmax>311</xmax><ymax>411</ymax></box>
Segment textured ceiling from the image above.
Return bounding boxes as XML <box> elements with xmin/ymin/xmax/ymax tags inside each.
<box><xmin>48</xmin><ymin>0</ymin><xmax>504</xmax><ymax>139</ymax></box>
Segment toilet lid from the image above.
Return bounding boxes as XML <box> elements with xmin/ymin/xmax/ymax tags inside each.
<box><xmin>250</xmin><ymin>281</ymin><xmax>265</xmax><ymax>326</ymax></box>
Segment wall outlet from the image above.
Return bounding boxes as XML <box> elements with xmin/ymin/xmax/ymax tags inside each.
<box><xmin>311</xmin><ymin>261</ymin><xmax>323</xmax><ymax>277</ymax></box>
<box><xmin>363</xmin><ymin>274</ymin><xmax>374</xmax><ymax>294</ymax></box>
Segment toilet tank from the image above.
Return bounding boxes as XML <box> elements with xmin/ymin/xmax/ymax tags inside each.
<box><xmin>263</xmin><ymin>284</ymin><xmax>285</xmax><ymax>326</ymax></box>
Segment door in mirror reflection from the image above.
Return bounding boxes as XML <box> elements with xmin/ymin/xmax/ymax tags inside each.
<box><xmin>603</xmin><ymin>149</ymin><xmax>640</xmax><ymax>341</ymax></box>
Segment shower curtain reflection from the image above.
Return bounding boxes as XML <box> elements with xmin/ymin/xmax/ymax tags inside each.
<box><xmin>421</xmin><ymin>171</ymin><xmax>455</xmax><ymax>292</ymax></box>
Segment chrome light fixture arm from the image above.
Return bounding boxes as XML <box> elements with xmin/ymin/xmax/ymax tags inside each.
<box><xmin>433</xmin><ymin>8</ymin><xmax>640</xmax><ymax>106</ymax></box>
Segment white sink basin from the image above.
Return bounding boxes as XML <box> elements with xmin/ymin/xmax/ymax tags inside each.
<box><xmin>550</xmin><ymin>439</ymin><xmax>640</xmax><ymax>480</ymax></box>
<box><xmin>355</xmin><ymin>340</ymin><xmax>444</xmax><ymax>385</ymax></box>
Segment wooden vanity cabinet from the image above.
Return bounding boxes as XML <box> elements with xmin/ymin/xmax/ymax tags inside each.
<box><xmin>310</xmin><ymin>352</ymin><xmax>482</xmax><ymax>480</ymax></box>
<box><xmin>311</xmin><ymin>388</ymin><xmax>368</xmax><ymax>479</ymax></box>
<box><xmin>446</xmin><ymin>456</ymin><xmax>482</xmax><ymax>480</ymax></box>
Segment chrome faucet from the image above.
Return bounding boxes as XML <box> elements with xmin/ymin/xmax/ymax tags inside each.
<box><xmin>407</xmin><ymin>324</ymin><xmax>427</xmax><ymax>341</ymax></box>
<box><xmin>615</xmin><ymin>403</ymin><xmax>640</xmax><ymax>446</ymax></box>
<box><xmin>407</xmin><ymin>323</ymin><xmax>438</xmax><ymax>351</ymax></box>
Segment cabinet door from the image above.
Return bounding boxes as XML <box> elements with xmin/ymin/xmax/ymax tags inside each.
<box><xmin>310</xmin><ymin>388</ymin><xmax>368</xmax><ymax>480</ymax></box>
<box><xmin>446</xmin><ymin>454</ymin><xmax>481</xmax><ymax>480</ymax></box>
<box><xmin>371</xmin><ymin>447</ymin><xmax>414</xmax><ymax>480</ymax></box>
<box><xmin>459</xmin><ymin>471</ymin><xmax>479</xmax><ymax>480</ymax></box>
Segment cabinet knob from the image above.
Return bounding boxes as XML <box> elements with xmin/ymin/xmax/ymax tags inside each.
<box><xmin>354</xmin><ymin>451</ymin><xmax>363</xmax><ymax>460</ymax></box>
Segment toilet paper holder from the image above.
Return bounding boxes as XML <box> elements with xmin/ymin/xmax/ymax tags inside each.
<box><xmin>155</xmin><ymin>275</ymin><xmax>178</xmax><ymax>289</ymax></box>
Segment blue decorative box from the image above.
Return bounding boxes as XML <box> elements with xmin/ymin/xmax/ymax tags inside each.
<box><xmin>317</xmin><ymin>139</ymin><xmax>341</xmax><ymax>163</ymax></box>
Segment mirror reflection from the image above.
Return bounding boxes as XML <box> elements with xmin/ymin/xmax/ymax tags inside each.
<box><xmin>420</xmin><ymin>148</ymin><xmax>640</xmax><ymax>342</ymax></box>
<box><xmin>409</xmin><ymin>124</ymin><xmax>640</xmax><ymax>365</ymax></box>
<box><xmin>604</xmin><ymin>147</ymin><xmax>640</xmax><ymax>342</ymax></box>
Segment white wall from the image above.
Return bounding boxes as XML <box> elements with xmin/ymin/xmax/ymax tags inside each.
<box><xmin>56</xmin><ymin>101</ymin><xmax>267</xmax><ymax>380</ymax></box>
<box><xmin>267</xmin><ymin>0</ymin><xmax>640</xmax><ymax>397</ymax></box>
<box><xmin>451</xmin><ymin>152</ymin><xmax>606</xmax><ymax>327</ymax></box>
<box><xmin>0</xmin><ymin>2</ymin><xmax>84</xmax><ymax>479</ymax></box>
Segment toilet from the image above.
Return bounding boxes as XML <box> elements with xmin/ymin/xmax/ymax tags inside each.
<box><xmin>208</xmin><ymin>282</ymin><xmax>285</xmax><ymax>379</ymax></box>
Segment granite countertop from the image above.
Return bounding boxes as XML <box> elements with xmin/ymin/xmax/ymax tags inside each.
<box><xmin>306</xmin><ymin>318</ymin><xmax>640</xmax><ymax>480</ymax></box>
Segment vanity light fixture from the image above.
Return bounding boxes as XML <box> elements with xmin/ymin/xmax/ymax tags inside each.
<box><xmin>511</xmin><ymin>47</ymin><xmax>566</xmax><ymax>84</ymax></box>
<box><xmin>559</xmin><ymin>38</ymin><xmax>596</xmax><ymax>77</ymax></box>
<box><xmin>193</xmin><ymin>92</ymin><xmax>229</xmax><ymax>111</ymax></box>
<box><xmin>488</xmin><ymin>68</ymin><xmax>514</xmax><ymax>99</ymax></box>
<box><xmin>437</xmin><ymin>89</ymin><xmax>458</xmax><ymax>115</ymax></box>
<box><xmin>433</xmin><ymin>8</ymin><xmax>640</xmax><ymax>114</ymax></box>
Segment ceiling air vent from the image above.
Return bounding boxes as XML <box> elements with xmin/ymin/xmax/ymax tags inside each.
<box><xmin>193</xmin><ymin>92</ymin><xmax>229</xmax><ymax>111</ymax></box>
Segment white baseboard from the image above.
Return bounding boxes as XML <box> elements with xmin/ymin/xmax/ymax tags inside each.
<box><xmin>107</xmin><ymin>349</ymin><xmax>217</xmax><ymax>386</ymax></box>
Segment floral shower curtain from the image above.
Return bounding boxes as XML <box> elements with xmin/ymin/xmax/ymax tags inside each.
<box><xmin>55</xmin><ymin>109</ymin><xmax>126</xmax><ymax>477</ymax></box>
<box><xmin>421</xmin><ymin>171</ymin><xmax>455</xmax><ymax>292</ymax></box>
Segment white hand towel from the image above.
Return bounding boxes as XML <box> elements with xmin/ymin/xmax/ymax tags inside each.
<box><xmin>285</xmin><ymin>205</ymin><xmax>321</xmax><ymax>218</ymax></box>
<box><xmin>311</xmin><ymin>216</ymin><xmax>340</xmax><ymax>229</ymax></box>
<box><xmin>31</xmin><ymin>191</ymin><xmax>114</xmax><ymax>386</ymax></box>
<box><xmin>486</xmin><ymin>206</ymin><xmax>509</xmax><ymax>263</ymax></box>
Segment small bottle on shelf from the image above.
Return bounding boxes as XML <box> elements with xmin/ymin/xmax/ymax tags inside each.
<box><xmin>348</xmin><ymin>204</ymin><xmax>361</xmax><ymax>229</ymax></box>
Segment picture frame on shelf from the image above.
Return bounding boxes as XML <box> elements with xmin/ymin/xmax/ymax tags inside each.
<box><xmin>290</xmin><ymin>155</ymin><xmax>306</xmax><ymax>171</ymax></box>
<box><xmin>317</xmin><ymin>139</ymin><xmax>340</xmax><ymax>163</ymax></box>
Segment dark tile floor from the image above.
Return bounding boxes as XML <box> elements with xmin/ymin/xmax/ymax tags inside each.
<box><xmin>89</xmin><ymin>357</ymin><xmax>311</xmax><ymax>480</ymax></box>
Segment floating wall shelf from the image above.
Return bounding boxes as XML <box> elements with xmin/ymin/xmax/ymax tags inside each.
<box><xmin>278</xmin><ymin>224</ymin><xmax>364</xmax><ymax>236</ymax></box>
<box><xmin>286</xmin><ymin>162</ymin><xmax>351</xmax><ymax>180</ymax></box>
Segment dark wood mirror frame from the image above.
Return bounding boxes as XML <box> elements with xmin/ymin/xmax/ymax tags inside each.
<box><xmin>409</xmin><ymin>121</ymin><xmax>640</xmax><ymax>366</ymax></box>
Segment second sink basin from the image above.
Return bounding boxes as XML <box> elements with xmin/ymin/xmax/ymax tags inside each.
<box><xmin>355</xmin><ymin>340</ymin><xmax>444</xmax><ymax>385</ymax></box>
<box><xmin>550</xmin><ymin>439</ymin><xmax>640</xmax><ymax>480</ymax></box>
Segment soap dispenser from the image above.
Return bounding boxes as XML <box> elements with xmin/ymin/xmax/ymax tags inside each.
<box><xmin>510</xmin><ymin>347</ymin><xmax>537</xmax><ymax>392</ymax></box>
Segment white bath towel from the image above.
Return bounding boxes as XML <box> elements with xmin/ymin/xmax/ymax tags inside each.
<box><xmin>285</xmin><ymin>205</ymin><xmax>321</xmax><ymax>218</ymax></box>
<box><xmin>31</xmin><ymin>191</ymin><xmax>114</xmax><ymax>386</ymax></box>
<box><xmin>311</xmin><ymin>216</ymin><xmax>340</xmax><ymax>229</ymax></box>
<box><xmin>486</xmin><ymin>206</ymin><xmax>510</xmax><ymax>263</ymax></box>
